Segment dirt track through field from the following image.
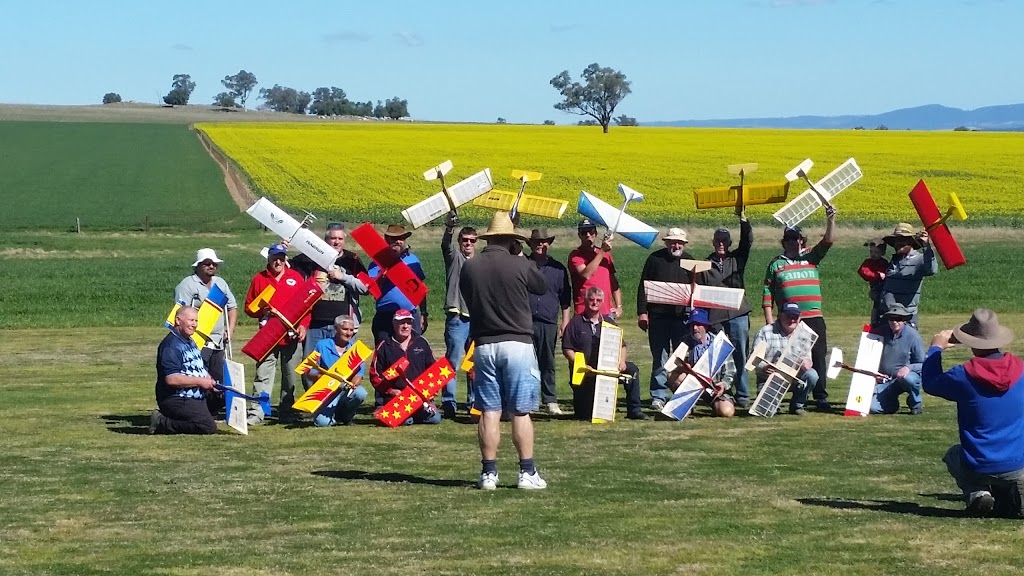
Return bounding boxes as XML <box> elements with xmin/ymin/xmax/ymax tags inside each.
<box><xmin>193</xmin><ymin>128</ymin><xmax>254</xmax><ymax>211</ymax></box>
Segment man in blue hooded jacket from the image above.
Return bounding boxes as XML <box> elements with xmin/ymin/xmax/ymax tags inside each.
<box><xmin>923</xmin><ymin>309</ymin><xmax>1024</xmax><ymax>518</ymax></box>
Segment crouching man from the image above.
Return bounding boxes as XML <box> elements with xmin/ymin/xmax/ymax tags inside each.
<box><xmin>667</xmin><ymin>308</ymin><xmax>737</xmax><ymax>418</ymax></box>
<box><xmin>150</xmin><ymin>306</ymin><xmax>218</xmax><ymax>435</ymax></box>
<box><xmin>924</xmin><ymin>309</ymin><xmax>1024</xmax><ymax>518</ymax></box>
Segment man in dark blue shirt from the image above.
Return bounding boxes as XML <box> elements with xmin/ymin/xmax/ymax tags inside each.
<box><xmin>151</xmin><ymin>306</ymin><xmax>218</xmax><ymax>435</ymax></box>
<box><xmin>527</xmin><ymin>229</ymin><xmax>572</xmax><ymax>415</ymax></box>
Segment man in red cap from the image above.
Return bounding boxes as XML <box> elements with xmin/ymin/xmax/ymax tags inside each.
<box><xmin>368</xmin><ymin>309</ymin><xmax>441</xmax><ymax>425</ymax></box>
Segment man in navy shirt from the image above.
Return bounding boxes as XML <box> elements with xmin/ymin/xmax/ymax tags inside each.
<box><xmin>527</xmin><ymin>228</ymin><xmax>572</xmax><ymax>415</ymax></box>
<box><xmin>151</xmin><ymin>306</ymin><xmax>218</xmax><ymax>435</ymax></box>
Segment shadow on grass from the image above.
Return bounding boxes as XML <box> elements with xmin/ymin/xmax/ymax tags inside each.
<box><xmin>797</xmin><ymin>497</ymin><xmax>963</xmax><ymax>518</ymax></box>
<box><xmin>313</xmin><ymin>470</ymin><xmax>477</xmax><ymax>489</ymax></box>
<box><xmin>101</xmin><ymin>413</ymin><xmax>151</xmax><ymax>435</ymax></box>
<box><xmin>919</xmin><ymin>492</ymin><xmax>964</xmax><ymax>502</ymax></box>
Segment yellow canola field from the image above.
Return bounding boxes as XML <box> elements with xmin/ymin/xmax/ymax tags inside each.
<box><xmin>197</xmin><ymin>122</ymin><xmax>1024</xmax><ymax>226</ymax></box>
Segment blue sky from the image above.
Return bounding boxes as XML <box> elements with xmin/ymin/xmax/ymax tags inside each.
<box><xmin>1</xmin><ymin>0</ymin><xmax>1019</xmax><ymax>123</ymax></box>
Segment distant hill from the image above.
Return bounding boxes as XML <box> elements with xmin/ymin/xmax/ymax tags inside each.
<box><xmin>647</xmin><ymin>104</ymin><xmax>1024</xmax><ymax>131</ymax></box>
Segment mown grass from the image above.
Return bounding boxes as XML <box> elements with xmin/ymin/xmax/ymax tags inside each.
<box><xmin>0</xmin><ymin>121</ymin><xmax>248</xmax><ymax>231</ymax></box>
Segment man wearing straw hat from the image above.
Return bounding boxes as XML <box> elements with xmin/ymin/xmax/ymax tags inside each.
<box><xmin>923</xmin><ymin>309</ymin><xmax>1024</xmax><ymax>518</ymax></box>
<box><xmin>878</xmin><ymin>222</ymin><xmax>937</xmax><ymax>328</ymax></box>
<box><xmin>460</xmin><ymin>212</ymin><xmax>549</xmax><ymax>490</ymax></box>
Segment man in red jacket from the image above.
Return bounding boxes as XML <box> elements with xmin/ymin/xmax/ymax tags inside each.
<box><xmin>244</xmin><ymin>243</ymin><xmax>311</xmax><ymax>425</ymax></box>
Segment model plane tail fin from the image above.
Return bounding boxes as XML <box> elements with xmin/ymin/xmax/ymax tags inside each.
<box><xmin>785</xmin><ymin>159</ymin><xmax>814</xmax><ymax>182</ymax></box>
<box><xmin>511</xmin><ymin>170</ymin><xmax>542</xmax><ymax>182</ymax></box>
<box><xmin>571</xmin><ymin>352</ymin><xmax>587</xmax><ymax>386</ymax></box>
<box><xmin>827</xmin><ymin>347</ymin><xmax>844</xmax><ymax>379</ymax></box>
<box><xmin>728</xmin><ymin>163</ymin><xmax>758</xmax><ymax>176</ymax></box>
<box><xmin>423</xmin><ymin>160</ymin><xmax>454</xmax><ymax>181</ymax></box>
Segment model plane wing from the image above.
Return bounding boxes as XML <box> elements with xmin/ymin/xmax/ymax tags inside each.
<box><xmin>472</xmin><ymin>189</ymin><xmax>568</xmax><ymax>219</ymax></box>
<box><xmin>841</xmin><ymin>326</ymin><xmax>885</xmax><ymax>417</ymax></box>
<box><xmin>643</xmin><ymin>281</ymin><xmax>744</xmax><ymax>311</ymax></box>
<box><xmin>591</xmin><ymin>322</ymin><xmax>624</xmax><ymax>424</ymax></box>
<box><xmin>694</xmin><ymin>181</ymin><xmax>792</xmax><ymax>209</ymax></box>
<box><xmin>661</xmin><ymin>332</ymin><xmax>734</xmax><ymax>420</ymax></box>
<box><xmin>375</xmin><ymin>358</ymin><xmax>454</xmax><ymax>428</ymax></box>
<box><xmin>292</xmin><ymin>341</ymin><xmax>372</xmax><ymax>413</ymax></box>
<box><xmin>577</xmin><ymin>191</ymin><xmax>659</xmax><ymax>248</ymax></box>
<box><xmin>908</xmin><ymin>179</ymin><xmax>967</xmax><ymax>269</ymax></box>
<box><xmin>247</xmin><ymin>197</ymin><xmax>340</xmax><ymax>271</ymax></box>
<box><xmin>241</xmin><ymin>278</ymin><xmax>323</xmax><ymax>362</ymax></box>
<box><xmin>747</xmin><ymin>322</ymin><xmax>819</xmax><ymax>417</ymax></box>
<box><xmin>350</xmin><ymin>223</ymin><xmax>429</xmax><ymax>307</ymax></box>
<box><xmin>773</xmin><ymin>158</ymin><xmax>862</xmax><ymax>228</ymax></box>
<box><xmin>403</xmin><ymin>168</ymin><xmax>495</xmax><ymax>228</ymax></box>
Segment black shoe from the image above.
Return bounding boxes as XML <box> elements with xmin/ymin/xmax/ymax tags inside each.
<box><xmin>148</xmin><ymin>409</ymin><xmax>163</xmax><ymax>434</ymax></box>
<box><xmin>815</xmin><ymin>401</ymin><xmax>833</xmax><ymax>413</ymax></box>
<box><xmin>967</xmin><ymin>492</ymin><xmax>995</xmax><ymax>517</ymax></box>
<box><xmin>789</xmin><ymin>405</ymin><xmax>806</xmax><ymax>416</ymax></box>
<box><xmin>626</xmin><ymin>411</ymin><xmax>649</xmax><ymax>420</ymax></box>
<box><xmin>442</xmin><ymin>404</ymin><xmax>457</xmax><ymax>420</ymax></box>
<box><xmin>735</xmin><ymin>398</ymin><xmax>751</xmax><ymax>411</ymax></box>
<box><xmin>277</xmin><ymin>412</ymin><xmax>299</xmax><ymax>424</ymax></box>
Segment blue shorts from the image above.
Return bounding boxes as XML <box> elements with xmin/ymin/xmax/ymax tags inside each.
<box><xmin>472</xmin><ymin>341</ymin><xmax>540</xmax><ymax>414</ymax></box>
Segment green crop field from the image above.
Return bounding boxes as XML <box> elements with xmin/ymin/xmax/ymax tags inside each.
<box><xmin>0</xmin><ymin>121</ymin><xmax>245</xmax><ymax>231</ymax></box>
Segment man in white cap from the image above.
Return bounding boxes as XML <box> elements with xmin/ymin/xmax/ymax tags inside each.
<box><xmin>924</xmin><ymin>309</ymin><xmax>1024</xmax><ymax>518</ymax></box>
<box><xmin>636</xmin><ymin>227</ymin><xmax>697</xmax><ymax>411</ymax></box>
<box><xmin>174</xmin><ymin>248</ymin><xmax>238</xmax><ymax>412</ymax></box>
<box><xmin>460</xmin><ymin>211</ymin><xmax>548</xmax><ymax>490</ymax></box>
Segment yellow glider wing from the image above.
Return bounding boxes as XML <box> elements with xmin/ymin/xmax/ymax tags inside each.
<box><xmin>293</xmin><ymin>340</ymin><xmax>372</xmax><ymax>413</ymax></box>
<box><xmin>693</xmin><ymin>181</ymin><xmax>791</xmax><ymax>210</ymax></box>
<box><xmin>473</xmin><ymin>189</ymin><xmax>568</xmax><ymax>219</ymax></box>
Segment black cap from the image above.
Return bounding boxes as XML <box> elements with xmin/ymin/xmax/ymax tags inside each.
<box><xmin>577</xmin><ymin>218</ymin><xmax>597</xmax><ymax>232</ymax></box>
<box><xmin>782</xmin><ymin>226</ymin><xmax>805</xmax><ymax>240</ymax></box>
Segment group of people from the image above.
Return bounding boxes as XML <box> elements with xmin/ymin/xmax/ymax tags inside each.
<box><xmin>151</xmin><ymin>210</ymin><xmax>1023</xmax><ymax>514</ymax></box>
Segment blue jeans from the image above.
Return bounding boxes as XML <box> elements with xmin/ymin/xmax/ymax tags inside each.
<box><xmin>647</xmin><ymin>316</ymin><xmax>688</xmax><ymax>402</ymax></box>
<box><xmin>442</xmin><ymin>313</ymin><xmax>473</xmax><ymax>409</ymax></box>
<box><xmin>761</xmin><ymin>369</ymin><xmax>818</xmax><ymax>410</ymax></box>
<box><xmin>313</xmin><ymin>386</ymin><xmax>368</xmax><ymax>427</ymax></box>
<box><xmin>870</xmin><ymin>371</ymin><xmax>922</xmax><ymax>414</ymax></box>
<box><xmin>304</xmin><ymin>324</ymin><xmax>335</xmax><ymax>357</ymax></box>
<box><xmin>722</xmin><ymin>315</ymin><xmax>750</xmax><ymax>402</ymax></box>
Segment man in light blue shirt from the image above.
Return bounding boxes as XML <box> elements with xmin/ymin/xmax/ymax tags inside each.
<box><xmin>871</xmin><ymin>304</ymin><xmax>926</xmax><ymax>415</ymax></box>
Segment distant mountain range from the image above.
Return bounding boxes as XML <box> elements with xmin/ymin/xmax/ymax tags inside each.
<box><xmin>647</xmin><ymin>104</ymin><xmax>1024</xmax><ymax>131</ymax></box>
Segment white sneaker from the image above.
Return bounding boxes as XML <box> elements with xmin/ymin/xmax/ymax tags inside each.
<box><xmin>477</xmin><ymin>472</ymin><xmax>499</xmax><ymax>490</ymax></box>
<box><xmin>651</xmin><ymin>398</ymin><xmax>666</xmax><ymax>411</ymax></box>
<box><xmin>518</xmin><ymin>470</ymin><xmax>547</xmax><ymax>490</ymax></box>
<box><xmin>546</xmin><ymin>402</ymin><xmax>564</xmax><ymax>415</ymax></box>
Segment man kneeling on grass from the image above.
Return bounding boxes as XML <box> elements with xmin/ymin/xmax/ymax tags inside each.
<box><xmin>923</xmin><ymin>309</ymin><xmax>1024</xmax><ymax>518</ymax></box>
<box><xmin>150</xmin><ymin>306</ymin><xmax>218</xmax><ymax>435</ymax></box>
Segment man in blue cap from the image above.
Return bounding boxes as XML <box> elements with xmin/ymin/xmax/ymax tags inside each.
<box><xmin>750</xmin><ymin>301</ymin><xmax>818</xmax><ymax>415</ymax></box>
<box><xmin>669</xmin><ymin>308</ymin><xmax>737</xmax><ymax>417</ymax></box>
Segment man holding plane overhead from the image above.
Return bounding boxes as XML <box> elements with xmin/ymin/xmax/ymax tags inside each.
<box><xmin>569</xmin><ymin>218</ymin><xmax>622</xmax><ymax>319</ymax></box>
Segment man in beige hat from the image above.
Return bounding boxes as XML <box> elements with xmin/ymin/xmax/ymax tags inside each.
<box><xmin>923</xmin><ymin>309</ymin><xmax>1024</xmax><ymax>517</ymax></box>
<box><xmin>869</xmin><ymin>304</ymin><xmax>925</xmax><ymax>415</ymax></box>
<box><xmin>526</xmin><ymin>228</ymin><xmax>572</xmax><ymax>415</ymax></box>
<box><xmin>637</xmin><ymin>226</ymin><xmax>697</xmax><ymax>411</ymax></box>
<box><xmin>460</xmin><ymin>212</ymin><xmax>549</xmax><ymax>490</ymax></box>
<box><xmin>879</xmin><ymin>222</ymin><xmax>937</xmax><ymax>328</ymax></box>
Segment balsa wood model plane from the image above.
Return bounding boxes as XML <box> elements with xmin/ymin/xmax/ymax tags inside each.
<box><xmin>241</xmin><ymin>278</ymin><xmax>324</xmax><ymax>362</ymax></box>
<box><xmin>746</xmin><ymin>322</ymin><xmax>819</xmax><ymax>417</ymax></box>
<box><xmin>693</xmin><ymin>160</ymin><xmax>811</xmax><ymax>213</ymax></box>
<box><xmin>247</xmin><ymin>197</ymin><xmax>340</xmax><ymax>272</ymax></box>
<box><xmin>826</xmin><ymin>325</ymin><xmax>887</xmax><ymax>417</ymax></box>
<box><xmin>908</xmin><ymin>179</ymin><xmax>968</xmax><ymax>269</ymax></box>
<box><xmin>374</xmin><ymin>358</ymin><xmax>454</xmax><ymax>428</ymax></box>
<box><xmin>349</xmin><ymin>223</ymin><xmax>428</xmax><ymax>307</ymax></box>
<box><xmin>660</xmin><ymin>332</ymin><xmax>735</xmax><ymax>421</ymax></box>
<box><xmin>293</xmin><ymin>340</ymin><xmax>373</xmax><ymax>414</ymax></box>
<box><xmin>773</xmin><ymin>158</ymin><xmax>863</xmax><ymax>228</ymax></box>
<box><xmin>164</xmin><ymin>284</ymin><xmax>229</xmax><ymax>348</ymax></box>
<box><xmin>569</xmin><ymin>321</ymin><xmax>626</xmax><ymax>424</ymax></box>
<box><xmin>472</xmin><ymin>170</ymin><xmax>569</xmax><ymax>220</ymax></box>
<box><xmin>643</xmin><ymin>273</ymin><xmax>746</xmax><ymax>312</ymax></box>
<box><xmin>402</xmin><ymin>160</ymin><xmax>495</xmax><ymax>228</ymax></box>
<box><xmin>577</xmin><ymin>183</ymin><xmax>659</xmax><ymax>248</ymax></box>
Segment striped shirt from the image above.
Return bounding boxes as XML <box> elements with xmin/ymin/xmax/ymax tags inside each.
<box><xmin>762</xmin><ymin>242</ymin><xmax>831</xmax><ymax>318</ymax></box>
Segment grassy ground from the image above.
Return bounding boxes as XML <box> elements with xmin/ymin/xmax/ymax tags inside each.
<box><xmin>0</xmin><ymin>121</ymin><xmax>247</xmax><ymax>231</ymax></box>
<box><xmin>3</xmin><ymin>232</ymin><xmax>1024</xmax><ymax>574</ymax></box>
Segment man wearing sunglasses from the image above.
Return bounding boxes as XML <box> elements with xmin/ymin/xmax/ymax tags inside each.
<box><xmin>173</xmin><ymin>247</ymin><xmax>238</xmax><ymax>412</ymax></box>
<box><xmin>440</xmin><ymin>215</ymin><xmax>478</xmax><ymax>419</ymax></box>
<box><xmin>569</xmin><ymin>218</ymin><xmax>622</xmax><ymax>320</ymax></box>
<box><xmin>878</xmin><ymin>222</ymin><xmax>937</xmax><ymax>329</ymax></box>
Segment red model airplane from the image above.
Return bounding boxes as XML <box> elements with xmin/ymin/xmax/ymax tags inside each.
<box><xmin>349</xmin><ymin>223</ymin><xmax>429</xmax><ymax>307</ymax></box>
<box><xmin>241</xmin><ymin>277</ymin><xmax>324</xmax><ymax>362</ymax></box>
<box><xmin>374</xmin><ymin>358</ymin><xmax>453</xmax><ymax>428</ymax></box>
<box><xmin>908</xmin><ymin>179</ymin><xmax>968</xmax><ymax>270</ymax></box>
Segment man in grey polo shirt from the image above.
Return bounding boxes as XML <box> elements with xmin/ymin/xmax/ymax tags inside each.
<box><xmin>173</xmin><ymin>248</ymin><xmax>238</xmax><ymax>394</ymax></box>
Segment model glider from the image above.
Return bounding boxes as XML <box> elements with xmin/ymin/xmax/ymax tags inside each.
<box><xmin>164</xmin><ymin>284</ymin><xmax>229</xmax><ymax>348</ymax></box>
<box><xmin>247</xmin><ymin>197</ymin><xmax>340</xmax><ymax>272</ymax></box>
<box><xmin>660</xmin><ymin>332</ymin><xmax>735</xmax><ymax>421</ymax></box>
<box><xmin>644</xmin><ymin>275</ymin><xmax>745</xmax><ymax>312</ymax></box>
<box><xmin>401</xmin><ymin>161</ymin><xmax>495</xmax><ymax>228</ymax></box>
<box><xmin>374</xmin><ymin>358</ymin><xmax>454</xmax><ymax>428</ymax></box>
<box><xmin>569</xmin><ymin>321</ymin><xmax>625</xmax><ymax>424</ymax></box>
<box><xmin>292</xmin><ymin>340</ymin><xmax>372</xmax><ymax>414</ymax></box>
<box><xmin>826</xmin><ymin>325</ymin><xmax>887</xmax><ymax>417</ymax></box>
<box><xmin>772</xmin><ymin>158</ymin><xmax>862</xmax><ymax>228</ymax></box>
<box><xmin>241</xmin><ymin>277</ymin><xmax>323</xmax><ymax>362</ymax></box>
<box><xmin>908</xmin><ymin>179</ymin><xmax>968</xmax><ymax>269</ymax></box>
<box><xmin>747</xmin><ymin>322</ymin><xmax>819</xmax><ymax>417</ymax></box>
<box><xmin>472</xmin><ymin>170</ymin><xmax>569</xmax><ymax>220</ymax></box>
<box><xmin>693</xmin><ymin>160</ymin><xmax>808</xmax><ymax>213</ymax></box>
<box><xmin>577</xmin><ymin>184</ymin><xmax>659</xmax><ymax>248</ymax></box>
<box><xmin>349</xmin><ymin>222</ymin><xmax>428</xmax><ymax>307</ymax></box>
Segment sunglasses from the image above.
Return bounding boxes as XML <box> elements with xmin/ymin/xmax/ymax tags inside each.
<box><xmin>580</xmin><ymin>229</ymin><xmax>597</xmax><ymax>236</ymax></box>
<box><xmin>200</xmin><ymin>261</ymin><xmax>219</xmax><ymax>267</ymax></box>
<box><xmin>460</xmin><ymin>237</ymin><xmax>478</xmax><ymax>244</ymax></box>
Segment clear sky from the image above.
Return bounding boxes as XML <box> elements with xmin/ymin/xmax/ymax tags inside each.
<box><xmin>1</xmin><ymin>0</ymin><xmax>1019</xmax><ymax>123</ymax></box>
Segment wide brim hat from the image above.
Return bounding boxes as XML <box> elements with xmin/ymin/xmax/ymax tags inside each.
<box><xmin>384</xmin><ymin>224</ymin><xmax>412</xmax><ymax>240</ymax></box>
<box><xmin>952</xmin><ymin>309</ymin><xmax>1015</xmax><ymax>349</ymax></box>
<box><xmin>191</xmin><ymin>248</ymin><xmax>223</xmax><ymax>267</ymax></box>
<box><xmin>528</xmin><ymin>228</ymin><xmax>555</xmax><ymax>244</ymax></box>
<box><xmin>478</xmin><ymin>211</ymin><xmax>529</xmax><ymax>242</ymax></box>
<box><xmin>882</xmin><ymin>303</ymin><xmax>914</xmax><ymax>320</ymax></box>
<box><xmin>883</xmin><ymin>223</ymin><xmax>922</xmax><ymax>249</ymax></box>
<box><xmin>662</xmin><ymin>227</ymin><xmax>688</xmax><ymax>243</ymax></box>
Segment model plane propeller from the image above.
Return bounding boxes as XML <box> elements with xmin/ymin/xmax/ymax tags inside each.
<box><xmin>402</xmin><ymin>160</ymin><xmax>495</xmax><ymax>228</ymax></box>
<box><xmin>660</xmin><ymin>331</ymin><xmax>735</xmax><ymax>421</ymax></box>
<box><xmin>472</xmin><ymin>169</ymin><xmax>569</xmax><ymax>220</ymax></box>
<box><xmin>247</xmin><ymin>197</ymin><xmax>340</xmax><ymax>272</ymax></box>
<box><xmin>577</xmin><ymin>184</ymin><xmax>659</xmax><ymax>248</ymax></box>
<box><xmin>568</xmin><ymin>321</ymin><xmax>625</xmax><ymax>424</ymax></box>
<box><xmin>746</xmin><ymin>322</ymin><xmax>819</xmax><ymax>417</ymax></box>
<box><xmin>693</xmin><ymin>160</ymin><xmax>808</xmax><ymax>214</ymax></box>
<box><xmin>826</xmin><ymin>325</ymin><xmax>887</xmax><ymax>417</ymax></box>
<box><xmin>773</xmin><ymin>158</ymin><xmax>862</xmax><ymax>228</ymax></box>
<box><xmin>292</xmin><ymin>340</ymin><xmax>372</xmax><ymax>414</ymax></box>
<box><xmin>908</xmin><ymin>179</ymin><xmax>968</xmax><ymax>269</ymax></box>
<box><xmin>349</xmin><ymin>222</ymin><xmax>428</xmax><ymax>307</ymax></box>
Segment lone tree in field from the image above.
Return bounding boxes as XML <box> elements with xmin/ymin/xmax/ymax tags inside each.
<box><xmin>221</xmin><ymin>69</ymin><xmax>258</xmax><ymax>109</ymax></box>
<box><xmin>102</xmin><ymin>92</ymin><xmax>122</xmax><ymax>104</ymax></box>
<box><xmin>550</xmin><ymin>63</ymin><xmax>632</xmax><ymax>133</ymax></box>
<box><xmin>163</xmin><ymin>74</ymin><xmax>196</xmax><ymax>106</ymax></box>
<box><xmin>383</xmin><ymin>97</ymin><xmax>409</xmax><ymax>120</ymax></box>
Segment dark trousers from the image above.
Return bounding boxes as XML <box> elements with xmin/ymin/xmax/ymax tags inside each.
<box><xmin>533</xmin><ymin>321</ymin><xmax>559</xmax><ymax>404</ymax></box>
<box><xmin>572</xmin><ymin>361</ymin><xmax>642</xmax><ymax>420</ymax></box>
<box><xmin>156</xmin><ymin>396</ymin><xmax>217</xmax><ymax>435</ymax></box>
<box><xmin>801</xmin><ymin>316</ymin><xmax>829</xmax><ymax>402</ymax></box>
<box><xmin>201</xmin><ymin>347</ymin><xmax>225</xmax><ymax>417</ymax></box>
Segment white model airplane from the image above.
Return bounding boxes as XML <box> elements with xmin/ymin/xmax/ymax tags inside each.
<box><xmin>472</xmin><ymin>170</ymin><xmax>568</xmax><ymax>220</ymax></box>
<box><xmin>401</xmin><ymin>160</ymin><xmax>495</xmax><ymax>228</ymax></box>
<box><xmin>247</xmin><ymin>197</ymin><xmax>340</xmax><ymax>272</ymax></box>
<box><xmin>746</xmin><ymin>322</ymin><xmax>819</xmax><ymax>417</ymax></box>
<box><xmin>660</xmin><ymin>331</ymin><xmax>735</xmax><ymax>420</ymax></box>
<box><xmin>773</xmin><ymin>158</ymin><xmax>862</xmax><ymax>228</ymax></box>
<box><xmin>827</xmin><ymin>326</ymin><xmax>886</xmax><ymax>417</ymax></box>
<box><xmin>577</xmin><ymin>184</ymin><xmax>659</xmax><ymax>248</ymax></box>
<box><xmin>570</xmin><ymin>321</ymin><xmax>625</xmax><ymax>424</ymax></box>
<box><xmin>644</xmin><ymin>279</ymin><xmax>745</xmax><ymax>311</ymax></box>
